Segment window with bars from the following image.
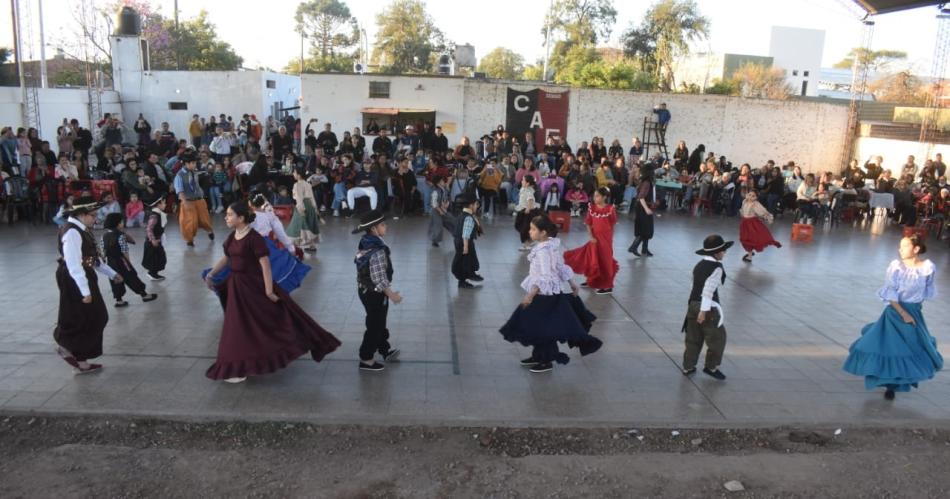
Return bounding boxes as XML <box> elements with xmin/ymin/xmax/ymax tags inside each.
<box><xmin>369</xmin><ymin>81</ymin><xmax>390</xmax><ymax>98</ymax></box>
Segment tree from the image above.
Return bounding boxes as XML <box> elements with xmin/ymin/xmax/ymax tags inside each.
<box><xmin>0</xmin><ymin>48</ymin><xmax>12</xmax><ymax>64</ymax></box>
<box><xmin>55</xmin><ymin>1</ymin><xmax>241</xmax><ymax>72</ymax></box>
<box><xmin>730</xmin><ymin>63</ymin><xmax>791</xmax><ymax>100</ymax></box>
<box><xmin>869</xmin><ymin>71</ymin><xmax>927</xmax><ymax>105</ymax></box>
<box><xmin>372</xmin><ymin>0</ymin><xmax>446</xmax><ymax>73</ymax></box>
<box><xmin>293</xmin><ymin>0</ymin><xmax>359</xmax><ymax>72</ymax></box>
<box><xmin>523</xmin><ymin>63</ymin><xmax>545</xmax><ymax>81</ymax></box>
<box><xmin>833</xmin><ymin>48</ymin><xmax>907</xmax><ymax>74</ymax></box>
<box><xmin>477</xmin><ymin>47</ymin><xmax>525</xmax><ymax>79</ymax></box>
<box><xmin>157</xmin><ymin>11</ymin><xmax>243</xmax><ymax>70</ymax></box>
<box><xmin>622</xmin><ymin>0</ymin><xmax>709</xmax><ymax>91</ymax></box>
<box><xmin>543</xmin><ymin>0</ymin><xmax>617</xmax><ymax>80</ymax></box>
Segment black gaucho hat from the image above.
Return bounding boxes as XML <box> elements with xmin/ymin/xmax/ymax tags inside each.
<box><xmin>65</xmin><ymin>196</ymin><xmax>104</xmax><ymax>216</ymax></box>
<box><xmin>696</xmin><ymin>234</ymin><xmax>734</xmax><ymax>256</ymax></box>
<box><xmin>454</xmin><ymin>192</ymin><xmax>478</xmax><ymax>206</ymax></box>
<box><xmin>351</xmin><ymin>209</ymin><xmax>388</xmax><ymax>234</ymax></box>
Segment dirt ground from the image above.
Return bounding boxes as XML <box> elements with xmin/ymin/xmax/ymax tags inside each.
<box><xmin>1</xmin><ymin>415</ymin><xmax>949</xmax><ymax>498</ymax></box>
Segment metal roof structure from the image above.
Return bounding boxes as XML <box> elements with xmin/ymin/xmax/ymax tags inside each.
<box><xmin>852</xmin><ymin>0</ymin><xmax>945</xmax><ymax>15</ymax></box>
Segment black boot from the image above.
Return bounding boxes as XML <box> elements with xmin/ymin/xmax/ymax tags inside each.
<box><xmin>628</xmin><ymin>237</ymin><xmax>641</xmax><ymax>256</ymax></box>
<box><xmin>642</xmin><ymin>239</ymin><xmax>654</xmax><ymax>257</ymax></box>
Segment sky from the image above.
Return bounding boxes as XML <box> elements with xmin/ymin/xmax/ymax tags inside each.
<box><xmin>0</xmin><ymin>0</ymin><xmax>942</xmax><ymax>75</ymax></box>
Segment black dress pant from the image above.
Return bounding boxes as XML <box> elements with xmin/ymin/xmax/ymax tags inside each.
<box><xmin>108</xmin><ymin>258</ymin><xmax>147</xmax><ymax>301</ymax></box>
<box><xmin>358</xmin><ymin>287</ymin><xmax>391</xmax><ymax>361</ymax></box>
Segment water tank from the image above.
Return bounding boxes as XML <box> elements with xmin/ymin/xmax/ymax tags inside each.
<box><xmin>116</xmin><ymin>6</ymin><xmax>142</xmax><ymax>36</ymax></box>
<box><xmin>454</xmin><ymin>44</ymin><xmax>476</xmax><ymax>68</ymax></box>
<box><xmin>437</xmin><ymin>55</ymin><xmax>452</xmax><ymax>75</ymax></box>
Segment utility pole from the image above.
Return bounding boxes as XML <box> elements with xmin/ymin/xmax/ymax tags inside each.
<box><xmin>174</xmin><ymin>0</ymin><xmax>180</xmax><ymax>70</ymax></box>
<box><xmin>37</xmin><ymin>0</ymin><xmax>46</xmax><ymax>88</ymax></box>
<box><xmin>541</xmin><ymin>0</ymin><xmax>554</xmax><ymax>81</ymax></box>
<box><xmin>300</xmin><ymin>32</ymin><xmax>305</xmax><ymax>74</ymax></box>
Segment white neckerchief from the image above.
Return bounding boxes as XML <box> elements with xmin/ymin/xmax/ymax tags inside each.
<box><xmin>152</xmin><ymin>207</ymin><xmax>167</xmax><ymax>228</ymax></box>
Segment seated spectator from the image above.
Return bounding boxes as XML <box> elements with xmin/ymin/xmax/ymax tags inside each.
<box><xmin>566</xmin><ymin>180</ymin><xmax>589</xmax><ymax>217</ymax></box>
<box><xmin>478</xmin><ymin>159</ymin><xmax>504</xmax><ymax>217</ymax></box>
<box><xmin>796</xmin><ymin>173</ymin><xmax>820</xmax><ymax>223</ymax></box>
<box><xmin>96</xmin><ymin>192</ymin><xmax>121</xmax><ymax>229</ymax></box>
<box><xmin>346</xmin><ymin>160</ymin><xmax>379</xmax><ymax>212</ymax></box>
<box><xmin>126</xmin><ymin>192</ymin><xmax>145</xmax><ymax>227</ymax></box>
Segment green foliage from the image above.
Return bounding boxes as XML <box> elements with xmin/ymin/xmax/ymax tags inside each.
<box><xmin>53</xmin><ymin>69</ymin><xmax>87</xmax><ymax>87</ymax></box>
<box><xmin>622</xmin><ymin>0</ymin><xmax>709</xmax><ymax>91</ymax></box>
<box><xmin>294</xmin><ymin>0</ymin><xmax>359</xmax><ymax>62</ymax></box>
<box><xmin>284</xmin><ymin>54</ymin><xmax>353</xmax><ymax>74</ymax></box>
<box><xmin>371</xmin><ymin>0</ymin><xmax>445</xmax><ymax>73</ymax></box>
<box><xmin>704</xmin><ymin>79</ymin><xmax>736</xmax><ymax>95</ymax></box>
<box><xmin>154</xmin><ymin>11</ymin><xmax>244</xmax><ymax>70</ymax></box>
<box><xmin>477</xmin><ymin>47</ymin><xmax>525</xmax><ymax>80</ymax></box>
<box><xmin>543</xmin><ymin>0</ymin><xmax>617</xmax><ymax>81</ymax></box>
<box><xmin>833</xmin><ymin>48</ymin><xmax>907</xmax><ymax>73</ymax></box>
<box><xmin>0</xmin><ymin>47</ymin><xmax>11</xmax><ymax>64</ymax></box>
<box><xmin>523</xmin><ymin>64</ymin><xmax>545</xmax><ymax>81</ymax></box>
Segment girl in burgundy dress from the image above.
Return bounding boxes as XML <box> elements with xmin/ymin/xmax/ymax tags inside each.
<box><xmin>203</xmin><ymin>202</ymin><xmax>341</xmax><ymax>383</ymax></box>
<box><xmin>738</xmin><ymin>191</ymin><xmax>781</xmax><ymax>263</ymax></box>
<box><xmin>564</xmin><ymin>187</ymin><xmax>619</xmax><ymax>295</ymax></box>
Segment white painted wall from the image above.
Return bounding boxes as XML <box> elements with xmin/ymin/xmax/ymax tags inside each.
<box><xmin>856</xmin><ymin>137</ymin><xmax>949</xmax><ymax>171</ymax></box>
<box><xmin>299</xmin><ymin>73</ymin><xmax>465</xmax><ymax>138</ymax></box>
<box><xmin>769</xmin><ymin>26</ymin><xmax>824</xmax><ymax>98</ymax></box>
<box><xmin>0</xmin><ymin>87</ymin><xmax>121</xmax><ymax>154</ymax></box>
<box><xmin>261</xmin><ymin>71</ymin><xmax>302</xmax><ymax>121</ymax></box>
<box><xmin>301</xmin><ymin>74</ymin><xmax>848</xmax><ymax>174</ymax></box>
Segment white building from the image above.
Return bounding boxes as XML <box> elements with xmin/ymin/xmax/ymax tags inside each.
<box><xmin>769</xmin><ymin>26</ymin><xmax>825</xmax><ymax>97</ymax></box>
<box><xmin>110</xmin><ymin>34</ymin><xmax>301</xmax><ymax>139</ymax></box>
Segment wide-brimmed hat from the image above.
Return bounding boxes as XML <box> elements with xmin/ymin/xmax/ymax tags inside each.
<box><xmin>351</xmin><ymin>209</ymin><xmax>388</xmax><ymax>234</ymax></box>
<box><xmin>454</xmin><ymin>192</ymin><xmax>478</xmax><ymax>206</ymax></box>
<box><xmin>147</xmin><ymin>196</ymin><xmax>166</xmax><ymax>208</ymax></box>
<box><xmin>65</xmin><ymin>196</ymin><xmax>104</xmax><ymax>216</ymax></box>
<box><xmin>696</xmin><ymin>234</ymin><xmax>734</xmax><ymax>256</ymax></box>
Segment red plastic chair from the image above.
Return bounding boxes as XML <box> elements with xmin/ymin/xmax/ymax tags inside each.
<box><xmin>549</xmin><ymin>210</ymin><xmax>571</xmax><ymax>232</ymax></box>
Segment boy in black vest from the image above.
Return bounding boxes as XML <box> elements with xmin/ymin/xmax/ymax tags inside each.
<box><xmin>682</xmin><ymin>234</ymin><xmax>732</xmax><ymax>380</ymax></box>
<box><xmin>100</xmin><ymin>213</ymin><xmax>158</xmax><ymax>307</ymax></box>
<box><xmin>452</xmin><ymin>193</ymin><xmax>484</xmax><ymax>289</ymax></box>
<box><xmin>353</xmin><ymin>210</ymin><xmax>403</xmax><ymax>372</ymax></box>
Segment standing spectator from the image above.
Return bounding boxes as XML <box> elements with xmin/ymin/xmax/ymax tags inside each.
<box><xmin>133</xmin><ymin>114</ymin><xmax>152</xmax><ymax>146</ymax></box>
<box><xmin>316</xmin><ymin>123</ymin><xmax>339</xmax><ymax>157</ymax></box>
<box><xmin>352</xmin><ymin>127</ymin><xmax>367</xmax><ymax>162</ymax></box>
<box><xmin>188</xmin><ymin>114</ymin><xmax>202</xmax><ymax>148</ymax></box>
<box><xmin>372</xmin><ymin>128</ymin><xmax>392</xmax><ymax>157</ymax></box>
<box><xmin>15</xmin><ymin>127</ymin><xmax>32</xmax><ymax>175</ymax></box>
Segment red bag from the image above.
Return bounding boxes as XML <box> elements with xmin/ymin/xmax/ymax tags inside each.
<box><xmin>273</xmin><ymin>205</ymin><xmax>294</xmax><ymax>224</ymax></box>
<box><xmin>549</xmin><ymin>210</ymin><xmax>571</xmax><ymax>232</ymax></box>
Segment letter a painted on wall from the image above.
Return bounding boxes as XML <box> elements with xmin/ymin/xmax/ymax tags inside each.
<box><xmin>505</xmin><ymin>88</ymin><xmax>569</xmax><ymax>146</ymax></box>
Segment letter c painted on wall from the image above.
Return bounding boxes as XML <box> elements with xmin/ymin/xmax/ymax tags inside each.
<box><xmin>514</xmin><ymin>95</ymin><xmax>530</xmax><ymax>112</ymax></box>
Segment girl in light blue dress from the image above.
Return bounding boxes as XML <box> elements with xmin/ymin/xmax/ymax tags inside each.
<box><xmin>843</xmin><ymin>235</ymin><xmax>942</xmax><ymax>400</ymax></box>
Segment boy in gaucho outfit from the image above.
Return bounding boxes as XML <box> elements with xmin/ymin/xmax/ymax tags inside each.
<box><xmin>682</xmin><ymin>234</ymin><xmax>731</xmax><ymax>381</ymax></box>
<box><xmin>53</xmin><ymin>196</ymin><xmax>124</xmax><ymax>374</ymax></box>
<box><xmin>353</xmin><ymin>210</ymin><xmax>403</xmax><ymax>372</ymax></box>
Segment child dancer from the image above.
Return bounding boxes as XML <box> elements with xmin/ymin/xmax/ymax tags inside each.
<box><xmin>125</xmin><ymin>192</ymin><xmax>145</xmax><ymax>227</ymax></box>
<box><xmin>353</xmin><ymin>210</ymin><xmax>404</xmax><ymax>372</ymax></box>
<box><xmin>682</xmin><ymin>234</ymin><xmax>731</xmax><ymax>380</ymax></box>
<box><xmin>565</xmin><ymin>181</ymin><xmax>589</xmax><ymax>217</ymax></box>
<box><xmin>500</xmin><ymin>214</ymin><xmax>601</xmax><ymax>373</ymax></box>
<box><xmin>452</xmin><ymin>193</ymin><xmax>484</xmax><ymax>289</ymax></box>
<box><xmin>843</xmin><ymin>235</ymin><xmax>942</xmax><ymax>400</ymax></box>
<box><xmin>738</xmin><ymin>191</ymin><xmax>781</xmax><ymax>263</ymax></box>
<box><xmin>286</xmin><ymin>166</ymin><xmax>320</xmax><ymax>253</ymax></box>
<box><xmin>564</xmin><ymin>187</ymin><xmax>619</xmax><ymax>295</ymax></box>
<box><xmin>141</xmin><ymin>197</ymin><xmax>167</xmax><ymax>281</ymax></box>
<box><xmin>100</xmin><ymin>213</ymin><xmax>158</xmax><ymax>307</ymax></box>
<box><xmin>428</xmin><ymin>175</ymin><xmax>453</xmax><ymax>248</ymax></box>
<box><xmin>514</xmin><ymin>175</ymin><xmax>540</xmax><ymax>251</ymax></box>
<box><xmin>202</xmin><ymin>194</ymin><xmax>311</xmax><ymax>300</ymax></box>
<box><xmin>203</xmin><ymin>202</ymin><xmax>340</xmax><ymax>383</ymax></box>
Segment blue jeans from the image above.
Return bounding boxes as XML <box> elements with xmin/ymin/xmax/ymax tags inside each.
<box><xmin>508</xmin><ymin>185</ymin><xmax>520</xmax><ymax>205</ymax></box>
<box><xmin>332</xmin><ymin>182</ymin><xmax>347</xmax><ymax>210</ymax></box>
<box><xmin>418</xmin><ymin>179</ymin><xmax>432</xmax><ymax>214</ymax></box>
<box><xmin>623</xmin><ymin>186</ymin><xmax>636</xmax><ymax>211</ymax></box>
<box><xmin>209</xmin><ymin>185</ymin><xmax>224</xmax><ymax>211</ymax></box>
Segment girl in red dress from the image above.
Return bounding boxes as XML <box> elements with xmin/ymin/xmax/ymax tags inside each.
<box><xmin>203</xmin><ymin>202</ymin><xmax>341</xmax><ymax>383</ymax></box>
<box><xmin>564</xmin><ymin>187</ymin><xmax>619</xmax><ymax>295</ymax></box>
<box><xmin>739</xmin><ymin>191</ymin><xmax>781</xmax><ymax>263</ymax></box>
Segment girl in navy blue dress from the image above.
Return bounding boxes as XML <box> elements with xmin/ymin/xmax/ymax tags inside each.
<box><xmin>843</xmin><ymin>235</ymin><xmax>942</xmax><ymax>400</ymax></box>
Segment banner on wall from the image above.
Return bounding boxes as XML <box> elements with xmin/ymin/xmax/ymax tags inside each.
<box><xmin>505</xmin><ymin>88</ymin><xmax>570</xmax><ymax>147</ymax></box>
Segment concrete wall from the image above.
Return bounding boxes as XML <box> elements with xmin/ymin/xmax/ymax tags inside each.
<box><xmin>856</xmin><ymin>137</ymin><xmax>949</xmax><ymax>171</ymax></box>
<box><xmin>769</xmin><ymin>26</ymin><xmax>824</xmax><ymax>98</ymax></box>
<box><xmin>0</xmin><ymin>87</ymin><xmax>122</xmax><ymax>153</ymax></box>
<box><xmin>260</xmin><ymin>71</ymin><xmax>302</xmax><ymax>121</ymax></box>
<box><xmin>299</xmin><ymin>73</ymin><xmax>466</xmax><ymax>137</ymax></box>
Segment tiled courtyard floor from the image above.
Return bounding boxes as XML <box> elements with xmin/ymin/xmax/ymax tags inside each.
<box><xmin>0</xmin><ymin>210</ymin><xmax>947</xmax><ymax>427</ymax></box>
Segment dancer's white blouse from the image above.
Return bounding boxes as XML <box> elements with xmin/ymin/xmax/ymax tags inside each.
<box><xmin>521</xmin><ymin>238</ymin><xmax>574</xmax><ymax>295</ymax></box>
